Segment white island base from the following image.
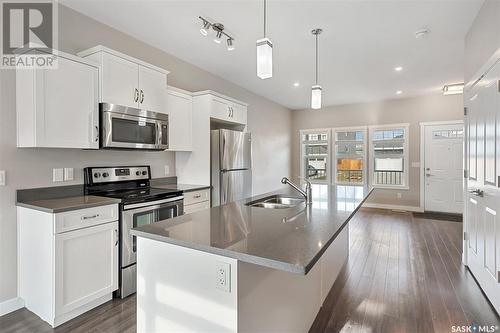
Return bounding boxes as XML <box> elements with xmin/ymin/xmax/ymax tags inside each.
<box><xmin>136</xmin><ymin>227</ymin><xmax>348</xmax><ymax>333</ymax></box>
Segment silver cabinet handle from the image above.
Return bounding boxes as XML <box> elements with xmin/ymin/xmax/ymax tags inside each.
<box><xmin>134</xmin><ymin>88</ymin><xmax>139</xmax><ymax>102</ymax></box>
<box><xmin>425</xmin><ymin>173</ymin><xmax>432</xmax><ymax>177</ymax></box>
<box><xmin>114</xmin><ymin>229</ymin><xmax>118</xmax><ymax>246</ymax></box>
<box><xmin>193</xmin><ymin>194</ymin><xmax>202</xmax><ymax>199</ymax></box>
<box><xmin>81</xmin><ymin>214</ymin><xmax>99</xmax><ymax>220</ymax></box>
<box><xmin>95</xmin><ymin>125</ymin><xmax>99</xmax><ymax>142</ymax></box>
<box><xmin>228</xmin><ymin>106</ymin><xmax>231</xmax><ymax>118</ymax></box>
<box><xmin>140</xmin><ymin>90</ymin><xmax>144</xmax><ymax>103</ymax></box>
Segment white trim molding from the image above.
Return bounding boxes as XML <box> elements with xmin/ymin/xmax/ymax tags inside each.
<box><xmin>0</xmin><ymin>297</ymin><xmax>25</xmax><ymax>316</ymax></box>
<box><xmin>362</xmin><ymin>202</ymin><xmax>424</xmax><ymax>212</ymax></box>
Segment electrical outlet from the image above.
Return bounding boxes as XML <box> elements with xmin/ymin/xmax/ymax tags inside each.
<box><xmin>397</xmin><ymin>192</ymin><xmax>402</xmax><ymax>199</ymax></box>
<box><xmin>164</xmin><ymin>165</ymin><xmax>170</xmax><ymax>176</ymax></box>
<box><xmin>53</xmin><ymin>168</ymin><xmax>64</xmax><ymax>182</ymax></box>
<box><xmin>0</xmin><ymin>170</ymin><xmax>5</xmax><ymax>186</ymax></box>
<box><xmin>64</xmin><ymin>168</ymin><xmax>74</xmax><ymax>181</ymax></box>
<box><xmin>215</xmin><ymin>261</ymin><xmax>231</xmax><ymax>292</ymax></box>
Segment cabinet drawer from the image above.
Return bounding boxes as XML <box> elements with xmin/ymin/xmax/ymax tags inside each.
<box><xmin>184</xmin><ymin>201</ymin><xmax>210</xmax><ymax>214</ymax></box>
<box><xmin>54</xmin><ymin>204</ymin><xmax>119</xmax><ymax>234</ymax></box>
<box><xmin>183</xmin><ymin>189</ymin><xmax>210</xmax><ymax>206</ymax></box>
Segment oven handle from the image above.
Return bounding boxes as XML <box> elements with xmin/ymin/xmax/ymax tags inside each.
<box><xmin>123</xmin><ymin>196</ymin><xmax>184</xmax><ymax>211</ymax></box>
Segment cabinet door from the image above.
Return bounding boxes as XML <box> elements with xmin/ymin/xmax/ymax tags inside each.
<box><xmin>211</xmin><ymin>97</ymin><xmax>232</xmax><ymax>122</ymax></box>
<box><xmin>138</xmin><ymin>65</ymin><xmax>167</xmax><ymax>113</ymax></box>
<box><xmin>55</xmin><ymin>221</ymin><xmax>118</xmax><ymax>316</ymax></box>
<box><xmin>34</xmin><ymin>56</ymin><xmax>99</xmax><ymax>148</ymax></box>
<box><xmin>167</xmin><ymin>90</ymin><xmax>192</xmax><ymax>150</ymax></box>
<box><xmin>101</xmin><ymin>52</ymin><xmax>139</xmax><ymax>108</ymax></box>
<box><xmin>184</xmin><ymin>201</ymin><xmax>210</xmax><ymax>214</ymax></box>
<box><xmin>230</xmin><ymin>103</ymin><xmax>247</xmax><ymax>125</ymax></box>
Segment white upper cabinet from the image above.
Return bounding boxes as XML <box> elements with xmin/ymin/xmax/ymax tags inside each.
<box><xmin>16</xmin><ymin>50</ymin><xmax>99</xmax><ymax>149</ymax></box>
<box><xmin>101</xmin><ymin>52</ymin><xmax>139</xmax><ymax>109</ymax></box>
<box><xmin>194</xmin><ymin>91</ymin><xmax>248</xmax><ymax>126</ymax></box>
<box><xmin>78</xmin><ymin>46</ymin><xmax>169</xmax><ymax>113</ymax></box>
<box><xmin>139</xmin><ymin>65</ymin><xmax>168</xmax><ymax>112</ymax></box>
<box><xmin>167</xmin><ymin>88</ymin><xmax>193</xmax><ymax>151</ymax></box>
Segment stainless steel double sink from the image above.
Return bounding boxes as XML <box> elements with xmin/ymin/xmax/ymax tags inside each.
<box><xmin>245</xmin><ymin>195</ymin><xmax>305</xmax><ymax>209</ymax></box>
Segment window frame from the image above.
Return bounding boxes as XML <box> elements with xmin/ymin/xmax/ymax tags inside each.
<box><xmin>332</xmin><ymin>126</ymin><xmax>368</xmax><ymax>186</ymax></box>
<box><xmin>300</xmin><ymin>128</ymin><xmax>331</xmax><ymax>184</ymax></box>
<box><xmin>368</xmin><ymin>123</ymin><xmax>410</xmax><ymax>189</ymax></box>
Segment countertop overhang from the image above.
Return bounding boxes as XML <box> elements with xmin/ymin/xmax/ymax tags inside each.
<box><xmin>131</xmin><ymin>184</ymin><xmax>373</xmax><ymax>274</ymax></box>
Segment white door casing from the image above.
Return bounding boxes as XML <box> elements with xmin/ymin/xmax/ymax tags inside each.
<box><xmin>423</xmin><ymin>123</ymin><xmax>464</xmax><ymax>213</ymax></box>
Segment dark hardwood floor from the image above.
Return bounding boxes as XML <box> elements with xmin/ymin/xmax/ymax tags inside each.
<box><xmin>1</xmin><ymin>208</ymin><xmax>499</xmax><ymax>333</ymax></box>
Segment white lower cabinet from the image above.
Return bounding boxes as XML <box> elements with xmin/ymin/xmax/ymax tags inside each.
<box><xmin>18</xmin><ymin>204</ymin><xmax>119</xmax><ymax>327</ymax></box>
<box><xmin>183</xmin><ymin>189</ymin><xmax>210</xmax><ymax>214</ymax></box>
<box><xmin>55</xmin><ymin>222</ymin><xmax>118</xmax><ymax>318</ymax></box>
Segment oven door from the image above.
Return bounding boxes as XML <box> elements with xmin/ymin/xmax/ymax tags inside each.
<box><xmin>102</xmin><ymin>111</ymin><xmax>160</xmax><ymax>150</ymax></box>
<box><xmin>121</xmin><ymin>197</ymin><xmax>183</xmax><ymax>267</ymax></box>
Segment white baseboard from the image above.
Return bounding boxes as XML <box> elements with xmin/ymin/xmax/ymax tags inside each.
<box><xmin>0</xmin><ymin>297</ymin><xmax>25</xmax><ymax>316</ymax></box>
<box><xmin>362</xmin><ymin>202</ymin><xmax>424</xmax><ymax>212</ymax></box>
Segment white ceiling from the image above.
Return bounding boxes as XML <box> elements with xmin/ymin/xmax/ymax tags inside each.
<box><xmin>62</xmin><ymin>0</ymin><xmax>483</xmax><ymax>110</ymax></box>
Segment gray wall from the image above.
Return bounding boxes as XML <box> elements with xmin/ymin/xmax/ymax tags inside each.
<box><xmin>0</xmin><ymin>5</ymin><xmax>291</xmax><ymax>303</ymax></box>
<box><xmin>291</xmin><ymin>94</ymin><xmax>463</xmax><ymax>207</ymax></box>
<box><xmin>464</xmin><ymin>0</ymin><xmax>500</xmax><ymax>83</ymax></box>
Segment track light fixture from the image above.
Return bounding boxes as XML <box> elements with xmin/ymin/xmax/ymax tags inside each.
<box><xmin>198</xmin><ymin>16</ymin><xmax>235</xmax><ymax>52</ymax></box>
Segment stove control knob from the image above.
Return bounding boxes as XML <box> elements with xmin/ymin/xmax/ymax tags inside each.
<box><xmin>142</xmin><ymin>171</ymin><xmax>148</xmax><ymax>176</ymax></box>
<box><xmin>136</xmin><ymin>171</ymin><xmax>141</xmax><ymax>176</ymax></box>
<box><xmin>94</xmin><ymin>172</ymin><xmax>101</xmax><ymax>178</ymax></box>
<box><xmin>102</xmin><ymin>172</ymin><xmax>109</xmax><ymax>178</ymax></box>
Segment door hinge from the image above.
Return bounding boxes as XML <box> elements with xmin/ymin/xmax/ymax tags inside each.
<box><xmin>464</xmin><ymin>107</ymin><xmax>468</xmax><ymax>116</ymax></box>
<box><xmin>463</xmin><ymin>231</ymin><xmax>468</xmax><ymax>241</ymax></box>
<box><xmin>464</xmin><ymin>170</ymin><xmax>468</xmax><ymax>179</ymax></box>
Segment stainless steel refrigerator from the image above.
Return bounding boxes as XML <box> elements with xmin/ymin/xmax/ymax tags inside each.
<box><xmin>211</xmin><ymin>129</ymin><xmax>252</xmax><ymax>206</ymax></box>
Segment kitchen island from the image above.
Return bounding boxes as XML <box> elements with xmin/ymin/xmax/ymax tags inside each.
<box><xmin>131</xmin><ymin>184</ymin><xmax>371</xmax><ymax>333</ymax></box>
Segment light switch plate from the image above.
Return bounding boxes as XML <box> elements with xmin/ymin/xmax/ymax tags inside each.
<box><xmin>0</xmin><ymin>170</ymin><xmax>5</xmax><ymax>186</ymax></box>
<box><xmin>53</xmin><ymin>168</ymin><xmax>64</xmax><ymax>182</ymax></box>
<box><xmin>64</xmin><ymin>168</ymin><xmax>74</xmax><ymax>181</ymax></box>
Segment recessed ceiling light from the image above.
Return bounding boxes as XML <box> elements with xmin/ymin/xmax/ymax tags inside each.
<box><xmin>293</xmin><ymin>82</ymin><xmax>300</xmax><ymax>87</ymax></box>
<box><xmin>415</xmin><ymin>28</ymin><xmax>430</xmax><ymax>39</ymax></box>
<box><xmin>394</xmin><ymin>66</ymin><xmax>403</xmax><ymax>72</ymax></box>
<box><xmin>396</xmin><ymin>90</ymin><xmax>403</xmax><ymax>95</ymax></box>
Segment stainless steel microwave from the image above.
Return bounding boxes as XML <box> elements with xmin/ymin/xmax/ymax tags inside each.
<box><xmin>100</xmin><ymin>103</ymin><xmax>168</xmax><ymax>150</ymax></box>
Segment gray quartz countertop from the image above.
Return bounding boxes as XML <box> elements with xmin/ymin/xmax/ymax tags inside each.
<box><xmin>131</xmin><ymin>184</ymin><xmax>372</xmax><ymax>274</ymax></box>
<box><xmin>152</xmin><ymin>183</ymin><xmax>211</xmax><ymax>192</ymax></box>
<box><xmin>16</xmin><ymin>195</ymin><xmax>121</xmax><ymax>213</ymax></box>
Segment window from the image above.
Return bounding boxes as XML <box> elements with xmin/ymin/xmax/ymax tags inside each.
<box><xmin>369</xmin><ymin>124</ymin><xmax>409</xmax><ymax>188</ymax></box>
<box><xmin>300</xmin><ymin>129</ymin><xmax>330</xmax><ymax>183</ymax></box>
<box><xmin>333</xmin><ymin>127</ymin><xmax>367</xmax><ymax>185</ymax></box>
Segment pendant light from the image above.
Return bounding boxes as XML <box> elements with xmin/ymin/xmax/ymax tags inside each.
<box><xmin>311</xmin><ymin>28</ymin><xmax>323</xmax><ymax>109</ymax></box>
<box><xmin>256</xmin><ymin>0</ymin><xmax>272</xmax><ymax>79</ymax></box>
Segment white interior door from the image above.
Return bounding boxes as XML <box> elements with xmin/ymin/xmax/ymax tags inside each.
<box><xmin>423</xmin><ymin>123</ymin><xmax>464</xmax><ymax>213</ymax></box>
<box><xmin>465</xmin><ymin>60</ymin><xmax>500</xmax><ymax>314</ymax></box>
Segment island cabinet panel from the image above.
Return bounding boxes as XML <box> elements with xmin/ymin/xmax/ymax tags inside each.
<box><xmin>136</xmin><ymin>238</ymin><xmax>238</xmax><ymax>333</ymax></box>
<box><xmin>320</xmin><ymin>226</ymin><xmax>349</xmax><ymax>303</ymax></box>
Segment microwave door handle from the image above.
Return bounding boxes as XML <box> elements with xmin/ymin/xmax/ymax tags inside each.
<box><xmin>156</xmin><ymin>121</ymin><xmax>162</xmax><ymax>149</ymax></box>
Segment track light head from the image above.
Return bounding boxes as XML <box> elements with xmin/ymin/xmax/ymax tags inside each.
<box><xmin>200</xmin><ymin>19</ymin><xmax>211</xmax><ymax>36</ymax></box>
<box><xmin>227</xmin><ymin>38</ymin><xmax>235</xmax><ymax>51</ymax></box>
<box><xmin>212</xmin><ymin>23</ymin><xmax>224</xmax><ymax>44</ymax></box>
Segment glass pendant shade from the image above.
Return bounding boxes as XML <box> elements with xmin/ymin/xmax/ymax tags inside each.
<box><xmin>256</xmin><ymin>38</ymin><xmax>273</xmax><ymax>79</ymax></box>
<box><xmin>311</xmin><ymin>85</ymin><xmax>322</xmax><ymax>109</ymax></box>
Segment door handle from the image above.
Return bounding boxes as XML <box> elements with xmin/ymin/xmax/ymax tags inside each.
<box><xmin>95</xmin><ymin>125</ymin><xmax>99</xmax><ymax>142</ymax></box>
<box><xmin>115</xmin><ymin>229</ymin><xmax>119</xmax><ymax>246</ymax></box>
<box><xmin>425</xmin><ymin>173</ymin><xmax>432</xmax><ymax>177</ymax></box>
<box><xmin>469</xmin><ymin>189</ymin><xmax>484</xmax><ymax>197</ymax></box>
<box><xmin>140</xmin><ymin>90</ymin><xmax>144</xmax><ymax>103</ymax></box>
<box><xmin>134</xmin><ymin>88</ymin><xmax>139</xmax><ymax>102</ymax></box>
<box><xmin>228</xmin><ymin>107</ymin><xmax>231</xmax><ymax>118</ymax></box>
<box><xmin>81</xmin><ymin>214</ymin><xmax>99</xmax><ymax>220</ymax></box>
